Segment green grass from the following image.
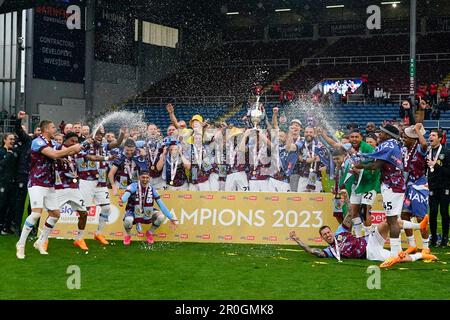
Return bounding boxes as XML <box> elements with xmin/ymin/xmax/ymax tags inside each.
<box><xmin>0</xmin><ymin>235</ymin><xmax>449</xmax><ymax>300</ymax></box>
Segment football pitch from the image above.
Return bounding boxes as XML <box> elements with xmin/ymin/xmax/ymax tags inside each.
<box><xmin>0</xmin><ymin>235</ymin><xmax>449</xmax><ymax>300</ymax></box>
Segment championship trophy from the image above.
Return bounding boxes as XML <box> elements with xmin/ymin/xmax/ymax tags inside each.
<box><xmin>249</xmin><ymin>94</ymin><xmax>264</xmax><ymax>129</ymax></box>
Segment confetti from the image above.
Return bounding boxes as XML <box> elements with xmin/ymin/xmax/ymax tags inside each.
<box><xmin>398</xmin><ymin>268</ymin><xmax>408</xmax><ymax>270</ymax></box>
<box><xmin>442</xmin><ymin>269</ymin><xmax>448</xmax><ymax>272</ymax></box>
<box><xmin>423</xmin><ymin>260</ymin><xmax>434</xmax><ymax>263</ymax></box>
<box><xmin>314</xmin><ymin>261</ymin><xmax>328</xmax><ymax>265</ymax></box>
<box><xmin>226</xmin><ymin>253</ymin><xmax>237</xmax><ymax>256</ymax></box>
<box><xmin>85</xmin><ymin>251</ymin><xmax>88</xmax><ymax>255</ymax></box>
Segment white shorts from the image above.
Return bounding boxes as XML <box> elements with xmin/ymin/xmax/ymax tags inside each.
<box><xmin>150</xmin><ymin>176</ymin><xmax>165</xmax><ymax>190</ymax></box>
<box><xmin>28</xmin><ymin>186</ymin><xmax>59</xmax><ymax>211</ymax></box>
<box><xmin>350</xmin><ymin>184</ymin><xmax>377</xmax><ymax>206</ymax></box>
<box><xmin>164</xmin><ymin>183</ymin><xmax>188</xmax><ymax>191</ymax></box>
<box><xmin>56</xmin><ymin>188</ymin><xmax>87</xmax><ymax>212</ymax></box>
<box><xmin>297</xmin><ymin>177</ymin><xmax>322</xmax><ymax>193</ymax></box>
<box><xmin>366</xmin><ymin>226</ymin><xmax>391</xmax><ymax>261</ymax></box>
<box><xmin>208</xmin><ymin>173</ymin><xmax>220</xmax><ymax>191</ymax></box>
<box><xmin>249</xmin><ymin>180</ymin><xmax>272</xmax><ymax>192</ymax></box>
<box><xmin>381</xmin><ymin>183</ymin><xmax>404</xmax><ymax>217</ymax></box>
<box><xmin>225</xmin><ymin>171</ymin><xmax>249</xmax><ymax>191</ymax></box>
<box><xmin>269</xmin><ymin>178</ymin><xmax>290</xmax><ymax>193</ymax></box>
<box><xmin>189</xmin><ymin>180</ymin><xmax>211</xmax><ymax>191</ymax></box>
<box><xmin>79</xmin><ymin>180</ymin><xmax>110</xmax><ymax>207</ymax></box>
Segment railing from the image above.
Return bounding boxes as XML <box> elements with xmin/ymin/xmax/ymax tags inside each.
<box><xmin>0</xmin><ymin>118</ymin><xmax>16</xmax><ymax>134</ymax></box>
<box><xmin>423</xmin><ymin>120</ymin><xmax>450</xmax><ymax>129</ymax></box>
<box><xmin>303</xmin><ymin>52</ymin><xmax>450</xmax><ymax>66</ymax></box>
<box><xmin>127</xmin><ymin>96</ymin><xmax>236</xmax><ymax>107</ymax></box>
<box><xmin>189</xmin><ymin>58</ymin><xmax>291</xmax><ymax>69</ymax></box>
<box><xmin>347</xmin><ymin>93</ymin><xmax>411</xmax><ymax>105</ymax></box>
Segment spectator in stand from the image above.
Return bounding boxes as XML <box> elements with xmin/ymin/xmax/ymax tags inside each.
<box><xmin>424</xmin><ymin>90</ymin><xmax>433</xmax><ymax>108</ymax></box>
<box><xmin>417</xmin><ymin>83</ymin><xmax>427</xmax><ymax>101</ymax></box>
<box><xmin>431</xmin><ymin>108</ymin><xmax>441</xmax><ymax>120</ymax></box>
<box><xmin>438</xmin><ymin>128</ymin><xmax>447</xmax><ymax>145</ymax></box>
<box><xmin>423</xmin><ymin>99</ymin><xmax>432</xmax><ymax>120</ymax></box>
<box><xmin>383</xmin><ymin>89</ymin><xmax>391</xmax><ymax>106</ymax></box>
<box><xmin>332</xmin><ymin>90</ymin><xmax>341</xmax><ymax>106</ymax></box>
<box><xmin>430</xmin><ymin>82</ymin><xmax>438</xmax><ymax>105</ymax></box>
<box><xmin>440</xmin><ymin>84</ymin><xmax>449</xmax><ymax>108</ymax></box>
<box><xmin>345</xmin><ymin>87</ymin><xmax>352</xmax><ymax>103</ymax></box>
<box><xmin>373</xmin><ymin>85</ymin><xmax>384</xmax><ymax>106</ymax></box>
<box><xmin>399</xmin><ymin>100</ymin><xmax>415</xmax><ymax>126</ymax></box>
<box><xmin>365</xmin><ymin>122</ymin><xmax>376</xmax><ymax>135</ymax></box>
<box><xmin>272</xmin><ymin>82</ymin><xmax>280</xmax><ymax>95</ymax></box>
<box><xmin>361</xmin><ymin>74</ymin><xmax>369</xmax><ymax>98</ymax></box>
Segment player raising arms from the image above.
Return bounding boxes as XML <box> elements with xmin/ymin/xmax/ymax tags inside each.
<box><xmin>119</xmin><ymin>170</ymin><xmax>177</xmax><ymax>245</ymax></box>
<box><xmin>75</xmin><ymin>126</ymin><xmax>124</xmax><ymax>246</ymax></box>
<box><xmin>354</xmin><ymin>124</ymin><xmax>407</xmax><ymax>268</ymax></box>
<box><xmin>289</xmin><ymin>190</ymin><xmax>436</xmax><ymax>264</ymax></box>
<box><xmin>401</xmin><ymin>123</ymin><xmax>430</xmax><ymax>255</ymax></box>
<box><xmin>16</xmin><ymin>117</ymin><xmax>83</xmax><ymax>259</ymax></box>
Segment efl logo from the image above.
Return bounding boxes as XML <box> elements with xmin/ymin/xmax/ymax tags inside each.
<box><xmin>180</xmin><ymin>234</ymin><xmax>188</xmax><ymax>239</ymax></box>
<box><xmin>269</xmin><ymin>236</ymin><xmax>277</xmax><ymax>241</ymax></box>
<box><xmin>315</xmin><ymin>197</ymin><xmax>324</xmax><ymax>202</ymax></box>
<box><xmin>202</xmin><ymin>234</ymin><xmax>211</xmax><ymax>240</ymax></box>
<box><xmin>201</xmin><ymin>194</ymin><xmax>214</xmax><ymax>200</ymax></box>
<box><xmin>314</xmin><ymin>237</ymin><xmax>322</xmax><ymax>243</ymax></box>
<box><xmin>227</xmin><ymin>195</ymin><xmax>236</xmax><ymax>201</ymax></box>
<box><xmin>291</xmin><ymin>197</ymin><xmax>301</xmax><ymax>201</ymax></box>
<box><xmin>158</xmin><ymin>233</ymin><xmax>167</xmax><ymax>239</ymax></box>
<box><xmin>51</xmin><ymin>230</ymin><xmax>60</xmax><ymax>235</ymax></box>
<box><xmin>249</xmin><ymin>196</ymin><xmax>257</xmax><ymax>201</ymax></box>
<box><xmin>225</xmin><ymin>235</ymin><xmax>232</xmax><ymax>241</ymax></box>
<box><xmin>137</xmin><ymin>233</ymin><xmax>144</xmax><ymax>238</ymax></box>
<box><xmin>183</xmin><ymin>194</ymin><xmax>192</xmax><ymax>200</ymax></box>
<box><xmin>115</xmin><ymin>232</ymin><xmax>123</xmax><ymax>237</ymax></box>
<box><xmin>271</xmin><ymin>196</ymin><xmax>279</xmax><ymax>201</ymax></box>
<box><xmin>247</xmin><ymin>236</ymin><xmax>255</xmax><ymax>241</ymax></box>
<box><xmin>163</xmin><ymin>194</ymin><xmax>171</xmax><ymax>199</ymax></box>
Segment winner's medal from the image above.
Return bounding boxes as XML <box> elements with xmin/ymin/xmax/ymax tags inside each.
<box><xmin>72</xmin><ymin>178</ymin><xmax>78</xmax><ymax>184</ymax></box>
<box><xmin>169</xmin><ymin>154</ymin><xmax>179</xmax><ymax>187</ymax></box>
<box><xmin>151</xmin><ymin>165</ymin><xmax>155</xmax><ymax>170</ymax></box>
<box><xmin>170</xmin><ymin>180</ymin><xmax>174</xmax><ymax>185</ymax></box>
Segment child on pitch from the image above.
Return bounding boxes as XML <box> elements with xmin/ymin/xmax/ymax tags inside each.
<box><xmin>118</xmin><ymin>170</ymin><xmax>177</xmax><ymax>245</ymax></box>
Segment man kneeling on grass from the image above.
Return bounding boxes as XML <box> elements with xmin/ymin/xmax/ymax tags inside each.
<box><xmin>289</xmin><ymin>190</ymin><xmax>436</xmax><ymax>265</ymax></box>
<box><xmin>119</xmin><ymin>170</ymin><xmax>177</xmax><ymax>245</ymax></box>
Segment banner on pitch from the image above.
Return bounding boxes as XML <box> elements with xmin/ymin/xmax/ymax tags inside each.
<box><xmin>41</xmin><ymin>190</ymin><xmax>423</xmax><ymax>247</ymax></box>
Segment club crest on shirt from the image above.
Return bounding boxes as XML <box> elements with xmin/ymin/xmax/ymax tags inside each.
<box><xmin>89</xmin><ymin>161</ymin><xmax>96</xmax><ymax>168</ymax></box>
<box><xmin>439</xmin><ymin>154</ymin><xmax>445</xmax><ymax>160</ymax></box>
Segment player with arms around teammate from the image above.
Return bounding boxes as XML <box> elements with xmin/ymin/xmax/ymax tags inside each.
<box><xmin>16</xmin><ymin>119</ymin><xmax>83</xmax><ymax>259</ymax></box>
<box><xmin>54</xmin><ymin>132</ymin><xmax>90</xmax><ymax>251</ymax></box>
<box><xmin>119</xmin><ymin>170</ymin><xmax>177</xmax><ymax>245</ymax></box>
<box><xmin>289</xmin><ymin>190</ymin><xmax>435</xmax><ymax>263</ymax></box>
<box><xmin>75</xmin><ymin>126</ymin><xmax>124</xmax><ymax>246</ymax></box>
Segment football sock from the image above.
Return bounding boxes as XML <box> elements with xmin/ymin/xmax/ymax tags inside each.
<box><xmin>97</xmin><ymin>205</ymin><xmax>111</xmax><ymax>234</ymax></box>
<box><xmin>390</xmin><ymin>237</ymin><xmax>402</xmax><ymax>257</ymax></box>
<box><xmin>422</xmin><ymin>238</ymin><xmax>429</xmax><ymax>250</ymax></box>
<box><xmin>38</xmin><ymin>216</ymin><xmax>59</xmax><ymax>244</ymax></box>
<box><xmin>352</xmin><ymin>217</ymin><xmax>363</xmax><ymax>237</ymax></box>
<box><xmin>407</xmin><ymin>235</ymin><xmax>416</xmax><ymax>248</ymax></box>
<box><xmin>401</xmin><ymin>220</ymin><xmax>420</xmax><ymax>230</ymax></box>
<box><xmin>18</xmin><ymin>212</ymin><xmax>41</xmax><ymax>246</ymax></box>
<box><xmin>409</xmin><ymin>253</ymin><xmax>423</xmax><ymax>262</ymax></box>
